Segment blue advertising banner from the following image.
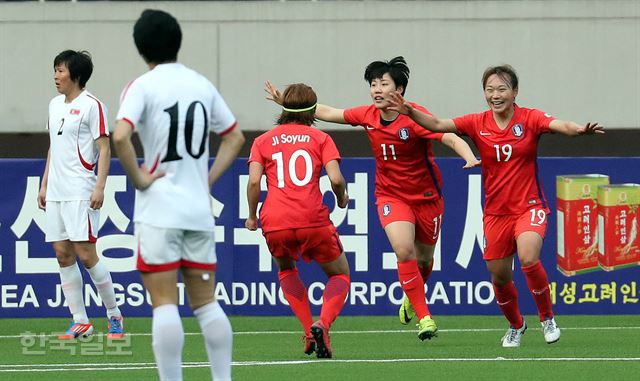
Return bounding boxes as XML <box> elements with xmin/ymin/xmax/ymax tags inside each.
<box><xmin>0</xmin><ymin>157</ymin><xmax>638</xmax><ymax>318</ymax></box>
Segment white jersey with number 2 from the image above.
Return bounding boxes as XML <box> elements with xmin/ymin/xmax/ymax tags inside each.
<box><xmin>47</xmin><ymin>90</ymin><xmax>108</xmax><ymax>201</ymax></box>
<box><xmin>116</xmin><ymin>63</ymin><xmax>237</xmax><ymax>231</ymax></box>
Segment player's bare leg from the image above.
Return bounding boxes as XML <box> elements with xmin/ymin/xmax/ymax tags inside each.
<box><xmin>274</xmin><ymin>257</ymin><xmax>315</xmax><ymax>355</ymax></box>
<box><xmin>142</xmin><ymin>270</ymin><xmax>184</xmax><ymax>381</ymax></box>
<box><xmin>517</xmin><ymin>232</ymin><xmax>560</xmax><ymax>343</ymax></box>
<box><xmin>385</xmin><ymin>222</ymin><xmax>437</xmax><ymax>340</ymax></box>
<box><xmin>184</xmin><ymin>267</ymin><xmax>232</xmax><ymax>381</ymax></box>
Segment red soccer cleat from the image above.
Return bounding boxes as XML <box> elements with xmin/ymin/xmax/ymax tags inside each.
<box><xmin>310</xmin><ymin>320</ymin><xmax>332</xmax><ymax>359</ymax></box>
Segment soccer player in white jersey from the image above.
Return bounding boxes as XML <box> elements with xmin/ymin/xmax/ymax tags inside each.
<box><xmin>38</xmin><ymin>50</ymin><xmax>124</xmax><ymax>340</ymax></box>
<box><xmin>113</xmin><ymin>10</ymin><xmax>244</xmax><ymax>381</ymax></box>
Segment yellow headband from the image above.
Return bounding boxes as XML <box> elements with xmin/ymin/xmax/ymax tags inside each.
<box><xmin>282</xmin><ymin>104</ymin><xmax>317</xmax><ymax>113</ymax></box>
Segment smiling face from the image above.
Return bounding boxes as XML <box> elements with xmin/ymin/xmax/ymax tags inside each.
<box><xmin>369</xmin><ymin>73</ymin><xmax>404</xmax><ymax>110</ymax></box>
<box><xmin>483</xmin><ymin>73</ymin><xmax>518</xmax><ymax>116</ymax></box>
<box><xmin>54</xmin><ymin>63</ymin><xmax>80</xmax><ymax>97</ymax></box>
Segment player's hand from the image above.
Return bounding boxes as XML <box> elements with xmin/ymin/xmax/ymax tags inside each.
<box><xmin>577</xmin><ymin>122</ymin><xmax>604</xmax><ymax>135</ymax></box>
<box><xmin>337</xmin><ymin>191</ymin><xmax>349</xmax><ymax>209</ymax></box>
<box><xmin>463</xmin><ymin>158</ymin><xmax>482</xmax><ymax>169</ymax></box>
<box><xmin>37</xmin><ymin>187</ymin><xmax>46</xmax><ymax>210</ymax></box>
<box><xmin>90</xmin><ymin>188</ymin><xmax>105</xmax><ymax>209</ymax></box>
<box><xmin>264</xmin><ymin>80</ymin><xmax>283</xmax><ymax>105</ymax></box>
<box><xmin>135</xmin><ymin>164</ymin><xmax>166</xmax><ymax>191</ymax></box>
<box><xmin>387</xmin><ymin>91</ymin><xmax>414</xmax><ymax>115</ymax></box>
<box><xmin>245</xmin><ymin>216</ymin><xmax>259</xmax><ymax>231</ymax></box>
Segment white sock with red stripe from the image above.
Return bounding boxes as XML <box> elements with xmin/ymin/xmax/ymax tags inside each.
<box><xmin>194</xmin><ymin>301</ymin><xmax>232</xmax><ymax>381</ymax></box>
<box><xmin>152</xmin><ymin>304</ymin><xmax>184</xmax><ymax>381</ymax></box>
<box><xmin>59</xmin><ymin>262</ymin><xmax>89</xmax><ymax>324</ymax></box>
<box><xmin>87</xmin><ymin>260</ymin><xmax>121</xmax><ymax>319</ymax></box>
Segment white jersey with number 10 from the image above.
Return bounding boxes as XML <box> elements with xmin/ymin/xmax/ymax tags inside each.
<box><xmin>116</xmin><ymin>63</ymin><xmax>237</xmax><ymax>231</ymax></box>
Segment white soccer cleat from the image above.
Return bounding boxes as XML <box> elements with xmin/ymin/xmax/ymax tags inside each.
<box><xmin>501</xmin><ymin>321</ymin><xmax>527</xmax><ymax>348</ymax></box>
<box><xmin>542</xmin><ymin>317</ymin><xmax>561</xmax><ymax>344</ymax></box>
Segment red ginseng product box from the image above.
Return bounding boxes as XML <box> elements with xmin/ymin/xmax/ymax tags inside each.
<box><xmin>556</xmin><ymin>175</ymin><xmax>609</xmax><ymax>276</ymax></box>
<box><xmin>598</xmin><ymin>184</ymin><xmax>640</xmax><ymax>271</ymax></box>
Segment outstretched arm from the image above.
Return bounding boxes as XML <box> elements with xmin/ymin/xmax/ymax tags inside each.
<box><xmin>388</xmin><ymin>91</ymin><xmax>457</xmax><ymax>133</ymax></box>
<box><xmin>265</xmin><ymin>80</ymin><xmax>347</xmax><ymax>124</ymax></box>
<box><xmin>245</xmin><ymin>161</ymin><xmax>264</xmax><ymax>231</ymax></box>
<box><xmin>549</xmin><ymin>120</ymin><xmax>604</xmax><ymax>136</ymax></box>
<box><xmin>324</xmin><ymin>159</ymin><xmax>349</xmax><ymax>208</ymax></box>
<box><xmin>440</xmin><ymin>133</ymin><xmax>481</xmax><ymax>169</ymax></box>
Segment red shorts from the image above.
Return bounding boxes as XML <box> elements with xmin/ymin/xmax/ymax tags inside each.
<box><xmin>263</xmin><ymin>225</ymin><xmax>343</xmax><ymax>264</ymax></box>
<box><xmin>376</xmin><ymin>197</ymin><xmax>444</xmax><ymax>245</ymax></box>
<box><xmin>483</xmin><ymin>207</ymin><xmax>549</xmax><ymax>260</ymax></box>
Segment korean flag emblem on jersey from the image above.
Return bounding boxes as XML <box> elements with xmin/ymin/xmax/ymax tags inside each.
<box><xmin>512</xmin><ymin>123</ymin><xmax>524</xmax><ymax>138</ymax></box>
<box><xmin>398</xmin><ymin>128</ymin><xmax>410</xmax><ymax>141</ymax></box>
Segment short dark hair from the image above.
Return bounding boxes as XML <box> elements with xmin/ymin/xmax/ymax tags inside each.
<box><xmin>53</xmin><ymin>50</ymin><xmax>93</xmax><ymax>88</ymax></box>
<box><xmin>364</xmin><ymin>56</ymin><xmax>410</xmax><ymax>95</ymax></box>
<box><xmin>133</xmin><ymin>9</ymin><xmax>182</xmax><ymax>64</ymax></box>
<box><xmin>482</xmin><ymin>64</ymin><xmax>519</xmax><ymax>90</ymax></box>
<box><xmin>276</xmin><ymin>83</ymin><xmax>317</xmax><ymax>126</ymax></box>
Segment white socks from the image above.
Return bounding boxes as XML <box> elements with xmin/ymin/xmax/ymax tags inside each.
<box><xmin>152</xmin><ymin>304</ymin><xmax>184</xmax><ymax>381</ymax></box>
<box><xmin>194</xmin><ymin>301</ymin><xmax>233</xmax><ymax>381</ymax></box>
<box><xmin>87</xmin><ymin>260</ymin><xmax>121</xmax><ymax>318</ymax></box>
<box><xmin>59</xmin><ymin>262</ymin><xmax>89</xmax><ymax>324</ymax></box>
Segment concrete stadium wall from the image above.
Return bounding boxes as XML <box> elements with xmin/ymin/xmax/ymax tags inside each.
<box><xmin>0</xmin><ymin>0</ymin><xmax>639</xmax><ymax>134</ymax></box>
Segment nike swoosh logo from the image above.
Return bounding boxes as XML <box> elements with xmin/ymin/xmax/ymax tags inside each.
<box><xmin>402</xmin><ymin>276</ymin><xmax>418</xmax><ymax>285</ymax></box>
<box><xmin>479</xmin><ymin>131</ymin><xmax>491</xmax><ymax>136</ymax></box>
<box><xmin>497</xmin><ymin>300</ymin><xmax>511</xmax><ymax>306</ymax></box>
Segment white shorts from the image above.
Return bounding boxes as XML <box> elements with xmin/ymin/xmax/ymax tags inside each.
<box><xmin>45</xmin><ymin>200</ymin><xmax>99</xmax><ymax>243</ymax></box>
<box><xmin>135</xmin><ymin>222</ymin><xmax>217</xmax><ymax>272</ymax></box>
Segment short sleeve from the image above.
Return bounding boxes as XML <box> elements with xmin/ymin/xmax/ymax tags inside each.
<box><xmin>452</xmin><ymin>113</ymin><xmax>477</xmax><ymax>136</ymax></box>
<box><xmin>343</xmin><ymin>105</ymin><xmax>370</xmax><ymax>126</ymax></box>
<box><xmin>87</xmin><ymin>95</ymin><xmax>108</xmax><ymax>139</ymax></box>
<box><xmin>531</xmin><ymin>109</ymin><xmax>555</xmax><ymax>134</ymax></box>
<box><xmin>320</xmin><ymin>134</ymin><xmax>341</xmax><ymax>165</ymax></box>
<box><xmin>116</xmin><ymin>80</ymin><xmax>145</xmax><ymax>130</ymax></box>
<box><xmin>209</xmin><ymin>85</ymin><xmax>237</xmax><ymax>136</ymax></box>
<box><xmin>247</xmin><ymin>139</ymin><xmax>266</xmax><ymax>166</ymax></box>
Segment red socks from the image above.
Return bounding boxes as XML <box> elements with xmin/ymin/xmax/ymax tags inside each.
<box><xmin>279</xmin><ymin>269</ymin><xmax>351</xmax><ymax>333</ymax></box>
<box><xmin>493</xmin><ymin>281</ymin><xmax>524</xmax><ymax>329</ymax></box>
<box><xmin>522</xmin><ymin>261</ymin><xmax>554</xmax><ymax>321</ymax></box>
<box><xmin>320</xmin><ymin>274</ymin><xmax>350</xmax><ymax>328</ymax></box>
<box><xmin>278</xmin><ymin>269</ymin><xmax>313</xmax><ymax>335</ymax></box>
<box><xmin>397</xmin><ymin>259</ymin><xmax>430</xmax><ymax>319</ymax></box>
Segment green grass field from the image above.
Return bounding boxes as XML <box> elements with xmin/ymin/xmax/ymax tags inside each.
<box><xmin>1</xmin><ymin>315</ymin><xmax>639</xmax><ymax>380</ymax></box>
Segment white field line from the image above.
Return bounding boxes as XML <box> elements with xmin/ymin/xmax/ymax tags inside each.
<box><xmin>1</xmin><ymin>326</ymin><xmax>640</xmax><ymax>339</ymax></box>
<box><xmin>2</xmin><ymin>357</ymin><xmax>640</xmax><ymax>372</ymax></box>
